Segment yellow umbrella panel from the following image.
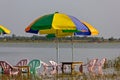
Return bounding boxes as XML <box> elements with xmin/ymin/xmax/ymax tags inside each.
<box><xmin>0</xmin><ymin>25</ymin><xmax>11</xmax><ymax>35</ymax></box>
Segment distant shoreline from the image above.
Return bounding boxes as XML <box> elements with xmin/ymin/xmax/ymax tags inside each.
<box><xmin>0</xmin><ymin>40</ymin><xmax>120</xmax><ymax>43</ymax></box>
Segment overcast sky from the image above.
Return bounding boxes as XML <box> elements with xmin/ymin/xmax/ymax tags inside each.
<box><xmin>0</xmin><ymin>0</ymin><xmax>120</xmax><ymax>38</ymax></box>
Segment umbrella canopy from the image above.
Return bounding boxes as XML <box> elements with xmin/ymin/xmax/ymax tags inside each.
<box><xmin>25</xmin><ymin>12</ymin><xmax>89</xmax><ymax>37</ymax></box>
<box><xmin>0</xmin><ymin>25</ymin><xmax>11</xmax><ymax>35</ymax></box>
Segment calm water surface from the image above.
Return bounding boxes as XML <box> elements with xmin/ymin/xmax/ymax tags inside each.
<box><xmin>0</xmin><ymin>42</ymin><xmax>120</xmax><ymax>65</ymax></box>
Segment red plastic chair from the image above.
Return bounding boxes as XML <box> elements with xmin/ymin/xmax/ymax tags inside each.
<box><xmin>0</xmin><ymin>61</ymin><xmax>20</xmax><ymax>75</ymax></box>
<box><xmin>16</xmin><ymin>59</ymin><xmax>29</xmax><ymax>73</ymax></box>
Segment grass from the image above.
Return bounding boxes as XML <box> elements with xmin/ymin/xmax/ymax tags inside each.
<box><xmin>0</xmin><ymin>71</ymin><xmax>120</xmax><ymax>80</ymax></box>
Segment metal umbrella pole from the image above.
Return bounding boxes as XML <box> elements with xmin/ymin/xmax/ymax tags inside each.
<box><xmin>71</xmin><ymin>35</ymin><xmax>74</xmax><ymax>62</ymax></box>
<box><xmin>55</xmin><ymin>31</ymin><xmax>60</xmax><ymax>75</ymax></box>
<box><xmin>56</xmin><ymin>37</ymin><xmax>59</xmax><ymax>64</ymax></box>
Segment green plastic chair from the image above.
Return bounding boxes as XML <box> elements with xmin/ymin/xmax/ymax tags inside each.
<box><xmin>28</xmin><ymin>59</ymin><xmax>41</xmax><ymax>74</ymax></box>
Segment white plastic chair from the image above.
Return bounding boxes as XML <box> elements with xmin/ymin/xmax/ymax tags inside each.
<box><xmin>96</xmin><ymin>58</ymin><xmax>107</xmax><ymax>75</ymax></box>
<box><xmin>41</xmin><ymin>61</ymin><xmax>50</xmax><ymax>75</ymax></box>
<box><xmin>49</xmin><ymin>60</ymin><xmax>61</xmax><ymax>74</ymax></box>
<box><xmin>84</xmin><ymin>58</ymin><xmax>98</xmax><ymax>74</ymax></box>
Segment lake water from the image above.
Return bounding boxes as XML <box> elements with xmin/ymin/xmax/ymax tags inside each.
<box><xmin>0</xmin><ymin>42</ymin><xmax>120</xmax><ymax>66</ymax></box>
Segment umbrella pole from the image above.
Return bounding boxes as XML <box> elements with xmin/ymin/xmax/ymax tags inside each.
<box><xmin>56</xmin><ymin>37</ymin><xmax>59</xmax><ymax>64</ymax></box>
<box><xmin>56</xmin><ymin>30</ymin><xmax>59</xmax><ymax>64</ymax></box>
<box><xmin>56</xmin><ymin>37</ymin><xmax>59</xmax><ymax>76</ymax></box>
<box><xmin>71</xmin><ymin>35</ymin><xmax>74</xmax><ymax>62</ymax></box>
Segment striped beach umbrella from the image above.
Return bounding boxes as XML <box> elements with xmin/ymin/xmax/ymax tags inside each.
<box><xmin>0</xmin><ymin>25</ymin><xmax>11</xmax><ymax>35</ymax></box>
<box><xmin>25</xmin><ymin>12</ymin><xmax>95</xmax><ymax>63</ymax></box>
<box><xmin>25</xmin><ymin>12</ymin><xmax>89</xmax><ymax>37</ymax></box>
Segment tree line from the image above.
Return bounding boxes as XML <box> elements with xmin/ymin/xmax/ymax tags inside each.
<box><xmin>0</xmin><ymin>34</ymin><xmax>120</xmax><ymax>43</ymax></box>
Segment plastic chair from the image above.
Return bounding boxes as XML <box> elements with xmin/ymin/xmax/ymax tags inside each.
<box><xmin>28</xmin><ymin>59</ymin><xmax>41</xmax><ymax>74</ymax></box>
<box><xmin>49</xmin><ymin>60</ymin><xmax>61</xmax><ymax>74</ymax></box>
<box><xmin>16</xmin><ymin>59</ymin><xmax>29</xmax><ymax>73</ymax></box>
<box><xmin>0</xmin><ymin>61</ymin><xmax>20</xmax><ymax>75</ymax></box>
<box><xmin>96</xmin><ymin>58</ymin><xmax>107</xmax><ymax>75</ymax></box>
<box><xmin>16</xmin><ymin>59</ymin><xmax>28</xmax><ymax>66</ymax></box>
<box><xmin>84</xmin><ymin>58</ymin><xmax>98</xmax><ymax>74</ymax></box>
<box><xmin>41</xmin><ymin>61</ymin><xmax>50</xmax><ymax>75</ymax></box>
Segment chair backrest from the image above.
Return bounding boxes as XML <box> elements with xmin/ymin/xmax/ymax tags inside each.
<box><xmin>0</xmin><ymin>61</ymin><xmax>13</xmax><ymax>74</ymax></box>
<box><xmin>49</xmin><ymin>60</ymin><xmax>58</xmax><ymax>67</ymax></box>
<box><xmin>97</xmin><ymin>58</ymin><xmax>107</xmax><ymax>67</ymax></box>
<box><xmin>28</xmin><ymin>59</ymin><xmax>41</xmax><ymax>74</ymax></box>
<box><xmin>16</xmin><ymin>59</ymin><xmax>28</xmax><ymax>66</ymax></box>
<box><xmin>41</xmin><ymin>61</ymin><xmax>49</xmax><ymax>67</ymax></box>
<box><xmin>88</xmin><ymin>58</ymin><xmax>98</xmax><ymax>67</ymax></box>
